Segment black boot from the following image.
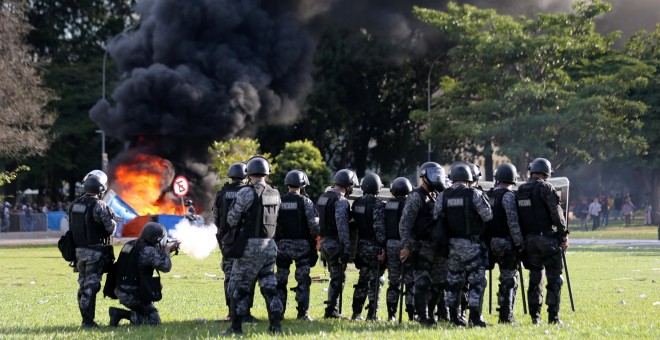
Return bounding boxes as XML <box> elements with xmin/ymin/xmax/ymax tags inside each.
<box><xmin>297</xmin><ymin>309</ymin><xmax>313</xmax><ymax>321</ymax></box>
<box><xmin>406</xmin><ymin>304</ymin><xmax>415</xmax><ymax>321</ymax></box>
<box><xmin>529</xmin><ymin>304</ymin><xmax>542</xmax><ymax>324</ymax></box>
<box><xmin>435</xmin><ymin>295</ymin><xmax>449</xmax><ymax>322</ymax></box>
<box><xmin>449</xmin><ymin>307</ymin><xmax>466</xmax><ymax>327</ymax></box>
<box><xmin>109</xmin><ymin>307</ymin><xmax>131</xmax><ymax>327</ymax></box>
<box><xmin>548</xmin><ymin>306</ymin><xmax>563</xmax><ymax>325</ymax></box>
<box><xmin>414</xmin><ymin>294</ymin><xmax>434</xmax><ymax>325</ymax></box>
<box><xmin>268</xmin><ymin>318</ymin><xmax>282</xmax><ymax>335</ymax></box>
<box><xmin>366</xmin><ymin>301</ymin><xmax>379</xmax><ymax>321</ymax></box>
<box><xmin>224</xmin><ymin>315</ymin><xmax>243</xmax><ymax>335</ymax></box>
<box><xmin>324</xmin><ymin>303</ymin><xmax>348</xmax><ymax>319</ymax></box>
<box><xmin>468</xmin><ymin>307</ymin><xmax>487</xmax><ymax>328</ymax></box>
<box><xmin>387</xmin><ymin>302</ymin><xmax>397</xmax><ymax>321</ymax></box>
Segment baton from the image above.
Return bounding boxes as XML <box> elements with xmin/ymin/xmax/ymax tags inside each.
<box><xmin>488</xmin><ymin>269</ymin><xmax>492</xmax><ymax>314</ymax></box>
<box><xmin>562</xmin><ymin>250</ymin><xmax>575</xmax><ymax>312</ymax></box>
<box><xmin>371</xmin><ymin>259</ymin><xmax>381</xmax><ymax>318</ymax></box>
<box><xmin>339</xmin><ymin>262</ymin><xmax>346</xmax><ymax>315</ymax></box>
<box><xmin>398</xmin><ymin>262</ymin><xmax>405</xmax><ymax>324</ymax></box>
<box><xmin>518</xmin><ymin>263</ymin><xmax>527</xmax><ymax>314</ymax></box>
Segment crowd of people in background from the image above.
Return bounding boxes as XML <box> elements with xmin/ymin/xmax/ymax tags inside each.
<box><xmin>0</xmin><ymin>200</ymin><xmax>73</xmax><ymax>232</ymax></box>
<box><xmin>571</xmin><ymin>192</ymin><xmax>653</xmax><ymax>230</ymax></box>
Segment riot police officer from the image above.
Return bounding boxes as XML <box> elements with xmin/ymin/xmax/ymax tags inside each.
<box><xmin>516</xmin><ymin>158</ymin><xmax>568</xmax><ymax>324</ymax></box>
<box><xmin>69</xmin><ymin>175</ymin><xmax>116</xmax><ymax>328</ymax></box>
<box><xmin>486</xmin><ymin>163</ymin><xmax>524</xmax><ymax>324</ymax></box>
<box><xmin>384</xmin><ymin>177</ymin><xmax>415</xmax><ymax>321</ymax></box>
<box><xmin>350</xmin><ymin>173</ymin><xmax>386</xmax><ymax>321</ymax></box>
<box><xmin>212</xmin><ymin>162</ymin><xmax>251</xmax><ymax>321</ymax></box>
<box><xmin>318</xmin><ymin>169</ymin><xmax>358</xmax><ymax>319</ymax></box>
<box><xmin>109</xmin><ymin>222</ymin><xmax>178</xmax><ymax>326</ymax></box>
<box><xmin>399</xmin><ymin>162</ymin><xmax>447</xmax><ymax>325</ymax></box>
<box><xmin>224</xmin><ymin>156</ymin><xmax>283</xmax><ymax>335</ymax></box>
<box><xmin>434</xmin><ymin>162</ymin><xmax>492</xmax><ymax>327</ymax></box>
<box><xmin>275</xmin><ymin>169</ymin><xmax>320</xmax><ymax>321</ymax></box>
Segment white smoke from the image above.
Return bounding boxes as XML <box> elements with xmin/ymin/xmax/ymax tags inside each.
<box><xmin>169</xmin><ymin>219</ymin><xmax>218</xmax><ymax>259</ymax></box>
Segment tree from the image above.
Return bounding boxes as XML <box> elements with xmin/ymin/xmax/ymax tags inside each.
<box><xmin>298</xmin><ymin>29</ymin><xmax>428</xmax><ymax>177</ymax></box>
<box><xmin>271</xmin><ymin>140</ymin><xmax>332</xmax><ymax>201</ymax></box>
<box><xmin>208</xmin><ymin>137</ymin><xmax>275</xmax><ymax>188</ymax></box>
<box><xmin>0</xmin><ymin>0</ymin><xmax>55</xmax><ymax>159</ymax></box>
<box><xmin>412</xmin><ymin>0</ymin><xmax>649</xmax><ymax>178</ymax></box>
<box><xmin>19</xmin><ymin>0</ymin><xmax>135</xmax><ymax>201</ymax></box>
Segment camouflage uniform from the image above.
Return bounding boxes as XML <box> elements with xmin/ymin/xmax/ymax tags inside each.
<box><xmin>399</xmin><ymin>187</ymin><xmax>444</xmax><ymax>324</ymax></box>
<box><xmin>350</xmin><ymin>194</ymin><xmax>386</xmax><ymax>320</ymax></box>
<box><xmin>385</xmin><ymin>195</ymin><xmax>414</xmax><ymax>320</ymax></box>
<box><xmin>516</xmin><ymin>177</ymin><xmax>567</xmax><ymax>324</ymax></box>
<box><xmin>317</xmin><ymin>188</ymin><xmax>351</xmax><ymax>317</ymax></box>
<box><xmin>226</xmin><ymin>180</ymin><xmax>282</xmax><ymax>333</ymax></box>
<box><xmin>434</xmin><ymin>183</ymin><xmax>492</xmax><ymax>326</ymax></box>
<box><xmin>70</xmin><ymin>194</ymin><xmax>116</xmax><ymax>327</ymax></box>
<box><xmin>114</xmin><ymin>244</ymin><xmax>172</xmax><ymax>325</ymax></box>
<box><xmin>212</xmin><ymin>181</ymin><xmax>255</xmax><ymax>318</ymax></box>
<box><xmin>486</xmin><ymin>186</ymin><xmax>524</xmax><ymax>323</ymax></box>
<box><xmin>275</xmin><ymin>191</ymin><xmax>320</xmax><ymax>319</ymax></box>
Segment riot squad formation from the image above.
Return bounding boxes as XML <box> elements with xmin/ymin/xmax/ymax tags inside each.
<box><xmin>62</xmin><ymin>156</ymin><xmax>569</xmax><ymax>335</ymax></box>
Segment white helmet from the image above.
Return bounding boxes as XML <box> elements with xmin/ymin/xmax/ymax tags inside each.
<box><xmin>83</xmin><ymin>170</ymin><xmax>108</xmax><ymax>187</ymax></box>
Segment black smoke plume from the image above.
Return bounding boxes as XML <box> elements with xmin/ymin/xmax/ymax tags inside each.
<box><xmin>90</xmin><ymin>0</ymin><xmax>314</xmax><ymax>214</ymax></box>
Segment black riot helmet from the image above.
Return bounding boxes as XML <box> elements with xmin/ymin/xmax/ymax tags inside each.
<box><xmin>449</xmin><ymin>162</ymin><xmax>474</xmax><ymax>182</ymax></box>
<box><xmin>494</xmin><ymin>163</ymin><xmax>518</xmax><ymax>184</ymax></box>
<box><xmin>360</xmin><ymin>173</ymin><xmax>383</xmax><ymax>195</ymax></box>
<box><xmin>140</xmin><ymin>222</ymin><xmax>167</xmax><ymax>246</ymax></box>
<box><xmin>468</xmin><ymin>163</ymin><xmax>482</xmax><ymax>183</ymax></box>
<box><xmin>390</xmin><ymin>177</ymin><xmax>413</xmax><ymax>198</ymax></box>
<box><xmin>246</xmin><ymin>156</ymin><xmax>271</xmax><ymax>176</ymax></box>
<box><xmin>334</xmin><ymin>169</ymin><xmax>358</xmax><ymax>196</ymax></box>
<box><xmin>227</xmin><ymin>162</ymin><xmax>248</xmax><ymax>179</ymax></box>
<box><xmin>83</xmin><ymin>175</ymin><xmax>105</xmax><ymax>195</ymax></box>
<box><xmin>284</xmin><ymin>169</ymin><xmax>309</xmax><ymax>187</ymax></box>
<box><xmin>529</xmin><ymin>158</ymin><xmax>553</xmax><ymax>177</ymax></box>
<box><xmin>419</xmin><ymin>162</ymin><xmax>447</xmax><ymax>191</ymax></box>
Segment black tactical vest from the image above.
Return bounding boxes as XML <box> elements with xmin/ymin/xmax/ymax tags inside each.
<box><xmin>214</xmin><ymin>182</ymin><xmax>245</xmax><ymax>233</ymax></box>
<box><xmin>385</xmin><ymin>197</ymin><xmax>406</xmax><ymax>240</ymax></box>
<box><xmin>352</xmin><ymin>195</ymin><xmax>378</xmax><ymax>242</ymax></box>
<box><xmin>442</xmin><ymin>186</ymin><xmax>482</xmax><ymax>238</ymax></box>
<box><xmin>412</xmin><ymin>188</ymin><xmax>436</xmax><ymax>239</ymax></box>
<box><xmin>486</xmin><ymin>188</ymin><xmax>510</xmax><ymax>238</ymax></box>
<box><xmin>243</xmin><ymin>184</ymin><xmax>280</xmax><ymax>239</ymax></box>
<box><xmin>317</xmin><ymin>191</ymin><xmax>341</xmax><ymax>237</ymax></box>
<box><xmin>115</xmin><ymin>239</ymin><xmax>153</xmax><ymax>286</ymax></box>
<box><xmin>516</xmin><ymin>180</ymin><xmax>553</xmax><ymax>236</ymax></box>
<box><xmin>69</xmin><ymin>195</ymin><xmax>110</xmax><ymax>247</ymax></box>
<box><xmin>277</xmin><ymin>193</ymin><xmax>309</xmax><ymax>240</ymax></box>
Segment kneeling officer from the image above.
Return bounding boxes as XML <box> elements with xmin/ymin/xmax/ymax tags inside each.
<box><xmin>109</xmin><ymin>222</ymin><xmax>178</xmax><ymax>326</ymax></box>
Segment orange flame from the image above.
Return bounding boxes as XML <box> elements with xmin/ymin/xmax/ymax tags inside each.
<box><xmin>112</xmin><ymin>153</ymin><xmax>180</xmax><ymax>215</ymax></box>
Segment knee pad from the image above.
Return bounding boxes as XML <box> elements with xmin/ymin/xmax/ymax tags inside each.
<box><xmin>501</xmin><ymin>277</ymin><xmax>516</xmax><ymax>290</ymax></box>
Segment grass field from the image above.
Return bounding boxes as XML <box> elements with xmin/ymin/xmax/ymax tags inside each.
<box><xmin>568</xmin><ymin>218</ymin><xmax>659</xmax><ymax>240</ymax></box>
<box><xmin>0</xmin><ymin>243</ymin><xmax>658</xmax><ymax>339</ymax></box>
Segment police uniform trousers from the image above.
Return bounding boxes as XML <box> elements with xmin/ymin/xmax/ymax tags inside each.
<box><xmin>413</xmin><ymin>240</ymin><xmax>447</xmax><ymax>320</ymax></box>
<box><xmin>319</xmin><ymin>236</ymin><xmax>345</xmax><ymax>314</ymax></box>
<box><xmin>352</xmin><ymin>239</ymin><xmax>385</xmax><ymax>317</ymax></box>
<box><xmin>445</xmin><ymin>238</ymin><xmax>487</xmax><ymax>310</ymax></box>
<box><xmin>75</xmin><ymin>247</ymin><xmax>105</xmax><ymax>324</ymax></box>
<box><xmin>490</xmin><ymin>237</ymin><xmax>520</xmax><ymax>321</ymax></box>
<box><xmin>116</xmin><ymin>287</ymin><xmax>161</xmax><ymax>325</ymax></box>
<box><xmin>229</xmin><ymin>238</ymin><xmax>283</xmax><ymax>323</ymax></box>
<box><xmin>524</xmin><ymin>235</ymin><xmax>564</xmax><ymax>317</ymax></box>
<box><xmin>386</xmin><ymin>239</ymin><xmax>414</xmax><ymax>316</ymax></box>
<box><xmin>275</xmin><ymin>239</ymin><xmax>312</xmax><ymax>316</ymax></box>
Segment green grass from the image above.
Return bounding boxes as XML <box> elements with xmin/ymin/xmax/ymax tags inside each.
<box><xmin>0</xmin><ymin>244</ymin><xmax>658</xmax><ymax>339</ymax></box>
<box><xmin>568</xmin><ymin>219</ymin><xmax>659</xmax><ymax>239</ymax></box>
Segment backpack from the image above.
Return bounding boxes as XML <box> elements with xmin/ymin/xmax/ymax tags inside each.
<box><xmin>57</xmin><ymin>230</ymin><xmax>76</xmax><ymax>263</ymax></box>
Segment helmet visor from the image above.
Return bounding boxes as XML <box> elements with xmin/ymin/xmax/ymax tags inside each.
<box><xmin>426</xmin><ymin>167</ymin><xmax>445</xmax><ymax>185</ymax></box>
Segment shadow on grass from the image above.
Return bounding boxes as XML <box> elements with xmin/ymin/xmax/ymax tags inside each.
<box><xmin>569</xmin><ymin>246</ymin><xmax>660</xmax><ymax>254</ymax></box>
<box><xmin>0</xmin><ymin>318</ymin><xmax>456</xmax><ymax>337</ymax></box>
